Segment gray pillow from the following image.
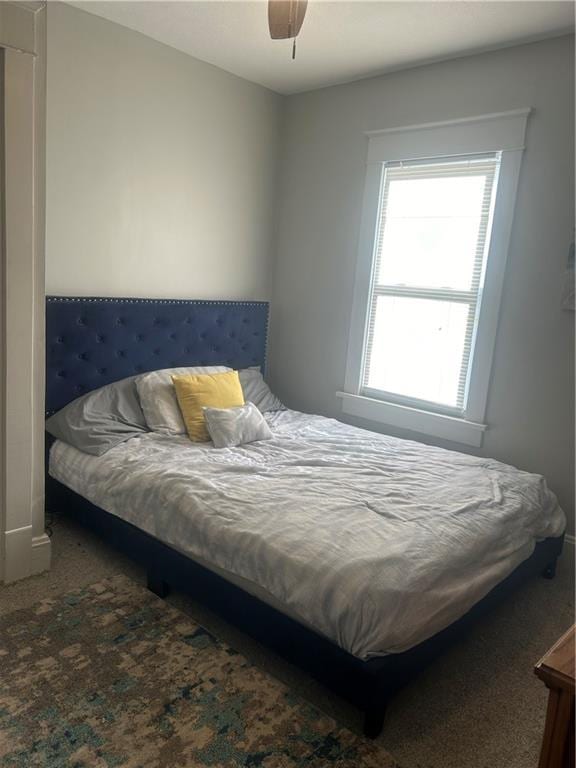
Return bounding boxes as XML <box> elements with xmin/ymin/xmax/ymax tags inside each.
<box><xmin>46</xmin><ymin>376</ymin><xmax>148</xmax><ymax>456</ymax></box>
<box><xmin>238</xmin><ymin>367</ymin><xmax>284</xmax><ymax>413</ymax></box>
<box><xmin>203</xmin><ymin>402</ymin><xmax>273</xmax><ymax>449</ymax></box>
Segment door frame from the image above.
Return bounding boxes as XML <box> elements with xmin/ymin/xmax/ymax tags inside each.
<box><xmin>0</xmin><ymin>2</ymin><xmax>49</xmax><ymax>583</ymax></box>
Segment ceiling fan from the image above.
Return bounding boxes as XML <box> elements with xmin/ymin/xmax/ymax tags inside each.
<box><xmin>268</xmin><ymin>0</ymin><xmax>309</xmax><ymax>59</ymax></box>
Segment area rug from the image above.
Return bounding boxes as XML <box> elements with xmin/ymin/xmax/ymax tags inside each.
<box><xmin>0</xmin><ymin>575</ymin><xmax>397</xmax><ymax>767</ymax></box>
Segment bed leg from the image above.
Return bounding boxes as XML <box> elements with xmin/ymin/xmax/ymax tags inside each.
<box><xmin>147</xmin><ymin>570</ymin><xmax>170</xmax><ymax>598</ymax></box>
<box><xmin>363</xmin><ymin>705</ymin><xmax>386</xmax><ymax>739</ymax></box>
<box><xmin>541</xmin><ymin>558</ymin><xmax>558</xmax><ymax>580</ymax></box>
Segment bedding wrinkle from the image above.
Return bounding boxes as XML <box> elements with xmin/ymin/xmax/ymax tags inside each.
<box><xmin>50</xmin><ymin>409</ymin><xmax>565</xmax><ymax>659</ymax></box>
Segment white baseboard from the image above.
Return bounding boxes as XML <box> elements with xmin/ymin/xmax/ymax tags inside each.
<box><xmin>31</xmin><ymin>532</ymin><xmax>52</xmax><ymax>575</ymax></box>
<box><xmin>3</xmin><ymin>526</ymin><xmax>51</xmax><ymax>583</ymax></box>
<box><xmin>4</xmin><ymin>525</ymin><xmax>33</xmax><ymax>583</ymax></box>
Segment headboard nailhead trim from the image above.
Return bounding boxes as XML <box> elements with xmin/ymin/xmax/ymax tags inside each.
<box><xmin>47</xmin><ymin>297</ymin><xmax>268</xmax><ymax>308</ymax></box>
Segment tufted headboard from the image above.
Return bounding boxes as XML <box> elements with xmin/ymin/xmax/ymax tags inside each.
<box><xmin>46</xmin><ymin>296</ymin><xmax>269</xmax><ymax>416</ymax></box>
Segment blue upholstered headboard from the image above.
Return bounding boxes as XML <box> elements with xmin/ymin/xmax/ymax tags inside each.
<box><xmin>46</xmin><ymin>296</ymin><xmax>269</xmax><ymax>416</ymax></box>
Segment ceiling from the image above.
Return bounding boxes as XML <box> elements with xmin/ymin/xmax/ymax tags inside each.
<box><xmin>70</xmin><ymin>1</ymin><xmax>575</xmax><ymax>94</ymax></box>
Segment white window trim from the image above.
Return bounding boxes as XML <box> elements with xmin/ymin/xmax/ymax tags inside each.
<box><xmin>339</xmin><ymin>109</ymin><xmax>530</xmax><ymax>447</ymax></box>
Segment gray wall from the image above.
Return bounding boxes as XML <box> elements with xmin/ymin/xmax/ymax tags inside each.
<box><xmin>269</xmin><ymin>36</ymin><xmax>575</xmax><ymax>533</ymax></box>
<box><xmin>46</xmin><ymin>3</ymin><xmax>281</xmax><ymax>300</ymax></box>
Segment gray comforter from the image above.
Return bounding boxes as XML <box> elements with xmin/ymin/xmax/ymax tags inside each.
<box><xmin>50</xmin><ymin>410</ymin><xmax>565</xmax><ymax>659</ymax></box>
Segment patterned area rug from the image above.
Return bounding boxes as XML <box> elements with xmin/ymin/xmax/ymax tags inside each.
<box><xmin>0</xmin><ymin>575</ymin><xmax>397</xmax><ymax>767</ymax></box>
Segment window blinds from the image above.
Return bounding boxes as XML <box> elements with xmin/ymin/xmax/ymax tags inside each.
<box><xmin>362</xmin><ymin>153</ymin><xmax>500</xmax><ymax>413</ymax></box>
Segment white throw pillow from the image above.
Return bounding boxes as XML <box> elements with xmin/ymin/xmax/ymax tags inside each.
<box><xmin>203</xmin><ymin>402</ymin><xmax>273</xmax><ymax>449</ymax></box>
<box><xmin>136</xmin><ymin>366</ymin><xmax>230</xmax><ymax>434</ymax></box>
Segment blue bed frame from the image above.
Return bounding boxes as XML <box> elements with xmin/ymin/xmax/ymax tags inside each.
<box><xmin>45</xmin><ymin>295</ymin><xmax>564</xmax><ymax>739</ymax></box>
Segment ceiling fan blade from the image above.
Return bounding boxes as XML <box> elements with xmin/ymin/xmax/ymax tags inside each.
<box><xmin>268</xmin><ymin>0</ymin><xmax>308</xmax><ymax>40</ymax></box>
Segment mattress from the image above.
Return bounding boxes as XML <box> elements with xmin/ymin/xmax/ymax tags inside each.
<box><xmin>49</xmin><ymin>409</ymin><xmax>565</xmax><ymax>660</ymax></box>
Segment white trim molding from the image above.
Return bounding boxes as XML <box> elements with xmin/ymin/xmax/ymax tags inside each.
<box><xmin>342</xmin><ymin>109</ymin><xmax>530</xmax><ymax>447</ymax></box>
<box><xmin>3</xmin><ymin>527</ymin><xmax>50</xmax><ymax>583</ymax></box>
<box><xmin>4</xmin><ymin>526</ymin><xmax>32</xmax><ymax>583</ymax></box>
<box><xmin>0</xmin><ymin>8</ymin><xmax>50</xmax><ymax>584</ymax></box>
<box><xmin>337</xmin><ymin>392</ymin><xmax>486</xmax><ymax>447</ymax></box>
<box><xmin>31</xmin><ymin>532</ymin><xmax>51</xmax><ymax>576</ymax></box>
<box><xmin>365</xmin><ymin>109</ymin><xmax>531</xmax><ymax>163</ymax></box>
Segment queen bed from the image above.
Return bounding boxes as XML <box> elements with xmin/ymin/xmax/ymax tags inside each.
<box><xmin>45</xmin><ymin>296</ymin><xmax>566</xmax><ymax>738</ymax></box>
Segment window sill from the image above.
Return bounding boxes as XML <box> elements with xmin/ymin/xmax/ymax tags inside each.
<box><xmin>336</xmin><ymin>392</ymin><xmax>487</xmax><ymax>448</ymax></box>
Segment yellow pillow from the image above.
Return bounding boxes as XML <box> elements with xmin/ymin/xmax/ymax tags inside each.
<box><xmin>172</xmin><ymin>370</ymin><xmax>245</xmax><ymax>442</ymax></box>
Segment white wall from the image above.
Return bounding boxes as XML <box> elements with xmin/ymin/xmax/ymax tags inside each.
<box><xmin>46</xmin><ymin>2</ymin><xmax>281</xmax><ymax>300</ymax></box>
<box><xmin>270</xmin><ymin>36</ymin><xmax>575</xmax><ymax>533</ymax></box>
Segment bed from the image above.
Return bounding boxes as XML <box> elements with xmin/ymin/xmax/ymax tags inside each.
<box><xmin>45</xmin><ymin>296</ymin><xmax>566</xmax><ymax>738</ymax></box>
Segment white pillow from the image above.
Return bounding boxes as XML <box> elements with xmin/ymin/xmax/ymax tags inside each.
<box><xmin>203</xmin><ymin>402</ymin><xmax>273</xmax><ymax>449</ymax></box>
<box><xmin>136</xmin><ymin>366</ymin><xmax>230</xmax><ymax>434</ymax></box>
<box><xmin>238</xmin><ymin>367</ymin><xmax>285</xmax><ymax>413</ymax></box>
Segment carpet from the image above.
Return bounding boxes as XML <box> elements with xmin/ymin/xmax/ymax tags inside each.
<box><xmin>0</xmin><ymin>575</ymin><xmax>397</xmax><ymax>768</ymax></box>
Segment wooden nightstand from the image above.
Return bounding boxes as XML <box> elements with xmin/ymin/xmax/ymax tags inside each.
<box><xmin>535</xmin><ymin>625</ymin><xmax>575</xmax><ymax>768</ymax></box>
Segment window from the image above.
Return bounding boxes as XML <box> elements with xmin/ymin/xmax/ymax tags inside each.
<box><xmin>363</xmin><ymin>154</ymin><xmax>499</xmax><ymax>414</ymax></box>
<box><xmin>340</xmin><ymin>111</ymin><xmax>529</xmax><ymax>447</ymax></box>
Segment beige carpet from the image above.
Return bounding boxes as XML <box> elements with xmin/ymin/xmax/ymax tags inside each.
<box><xmin>0</xmin><ymin>516</ymin><xmax>573</xmax><ymax>768</ymax></box>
